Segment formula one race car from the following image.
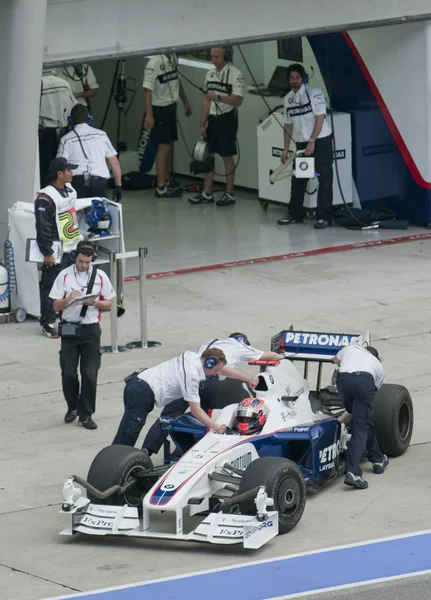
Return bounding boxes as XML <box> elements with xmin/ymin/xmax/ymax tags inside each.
<box><xmin>60</xmin><ymin>329</ymin><xmax>414</xmax><ymax>549</ymax></box>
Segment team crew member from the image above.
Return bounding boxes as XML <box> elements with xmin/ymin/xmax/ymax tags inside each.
<box><xmin>39</xmin><ymin>73</ymin><xmax>78</xmax><ymax>187</ymax></box>
<box><xmin>189</xmin><ymin>47</ymin><xmax>244</xmax><ymax>207</ymax></box>
<box><xmin>333</xmin><ymin>344</ymin><xmax>388</xmax><ymax>490</ymax></box>
<box><xmin>112</xmin><ymin>348</ymin><xmax>228</xmax><ymax>447</ymax></box>
<box><xmin>54</xmin><ymin>64</ymin><xmax>99</xmax><ymax>109</ymax></box>
<box><xmin>57</xmin><ymin>104</ymin><xmax>123</xmax><ymax>200</ymax></box>
<box><xmin>143</xmin><ymin>54</ymin><xmax>192</xmax><ymax>198</ymax></box>
<box><xmin>142</xmin><ymin>332</ymin><xmax>284</xmax><ymax>455</ymax></box>
<box><xmin>49</xmin><ymin>241</ymin><xmax>115</xmax><ymax>430</ymax></box>
<box><xmin>35</xmin><ymin>157</ymin><xmax>82</xmax><ymax>338</ymax></box>
<box><xmin>278</xmin><ymin>64</ymin><xmax>333</xmax><ymax>230</ymax></box>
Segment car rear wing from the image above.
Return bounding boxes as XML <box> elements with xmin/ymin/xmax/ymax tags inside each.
<box><xmin>271</xmin><ymin>329</ymin><xmax>370</xmax><ymax>362</ymax></box>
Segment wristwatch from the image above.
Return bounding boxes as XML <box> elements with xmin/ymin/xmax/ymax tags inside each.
<box><xmin>309</xmin><ymin>138</ymin><xmax>316</xmax><ymax>143</ymax></box>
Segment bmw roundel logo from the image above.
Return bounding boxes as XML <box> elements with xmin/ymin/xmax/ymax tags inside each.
<box><xmin>164</xmin><ymin>484</ymin><xmax>175</xmax><ymax>489</ymax></box>
<box><xmin>288</xmin><ymin>97</ymin><xmax>293</xmax><ymax>104</ymax></box>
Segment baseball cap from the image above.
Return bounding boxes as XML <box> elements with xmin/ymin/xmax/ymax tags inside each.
<box><xmin>48</xmin><ymin>157</ymin><xmax>78</xmax><ymax>174</ymax></box>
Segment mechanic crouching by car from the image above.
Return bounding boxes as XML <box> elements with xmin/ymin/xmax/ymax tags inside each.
<box><xmin>333</xmin><ymin>344</ymin><xmax>388</xmax><ymax>490</ymax></box>
<box><xmin>142</xmin><ymin>332</ymin><xmax>285</xmax><ymax>456</ymax></box>
<box><xmin>112</xmin><ymin>348</ymin><xmax>228</xmax><ymax>448</ymax></box>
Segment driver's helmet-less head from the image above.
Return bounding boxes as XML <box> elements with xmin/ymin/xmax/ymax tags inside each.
<box><xmin>235</xmin><ymin>397</ymin><xmax>268</xmax><ymax>435</ymax></box>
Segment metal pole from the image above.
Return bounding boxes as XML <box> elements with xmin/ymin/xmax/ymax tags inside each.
<box><xmin>129</xmin><ymin>247</ymin><xmax>161</xmax><ymax>350</ymax></box>
<box><xmin>100</xmin><ymin>251</ymin><xmax>131</xmax><ymax>354</ymax></box>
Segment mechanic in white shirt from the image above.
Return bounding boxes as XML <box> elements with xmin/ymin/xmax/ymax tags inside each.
<box><xmin>278</xmin><ymin>63</ymin><xmax>334</xmax><ymax>229</ymax></box>
<box><xmin>142</xmin><ymin>332</ymin><xmax>284</xmax><ymax>455</ymax></box>
<box><xmin>189</xmin><ymin>47</ymin><xmax>244</xmax><ymax>207</ymax></box>
<box><xmin>49</xmin><ymin>241</ymin><xmax>115</xmax><ymax>430</ymax></box>
<box><xmin>39</xmin><ymin>73</ymin><xmax>78</xmax><ymax>187</ymax></box>
<box><xmin>333</xmin><ymin>344</ymin><xmax>388</xmax><ymax>490</ymax></box>
<box><xmin>54</xmin><ymin>64</ymin><xmax>99</xmax><ymax>109</ymax></box>
<box><xmin>143</xmin><ymin>54</ymin><xmax>192</xmax><ymax>198</ymax></box>
<box><xmin>57</xmin><ymin>104</ymin><xmax>123</xmax><ymax>201</ymax></box>
<box><xmin>112</xmin><ymin>349</ymin><xmax>228</xmax><ymax>448</ymax></box>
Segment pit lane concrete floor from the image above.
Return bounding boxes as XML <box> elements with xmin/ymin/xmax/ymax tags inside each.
<box><xmin>119</xmin><ymin>189</ymin><xmax>428</xmax><ymax>276</ymax></box>
<box><xmin>1</xmin><ymin>240</ymin><xmax>431</xmax><ymax>599</ymax></box>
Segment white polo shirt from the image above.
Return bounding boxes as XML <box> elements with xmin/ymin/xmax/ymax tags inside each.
<box><xmin>49</xmin><ymin>265</ymin><xmax>115</xmax><ymax>324</ymax></box>
<box><xmin>143</xmin><ymin>54</ymin><xmax>179</xmax><ymax>107</ymax></box>
<box><xmin>40</xmin><ymin>75</ymin><xmax>78</xmax><ymax>128</ymax></box>
<box><xmin>284</xmin><ymin>84</ymin><xmax>332</xmax><ymax>142</ymax></box>
<box><xmin>57</xmin><ymin>123</ymin><xmax>117</xmax><ymax>178</ymax></box>
<box><xmin>138</xmin><ymin>351</ymin><xmax>205</xmax><ymax>408</ymax></box>
<box><xmin>205</xmin><ymin>63</ymin><xmax>244</xmax><ymax>116</ymax></box>
<box><xmin>336</xmin><ymin>344</ymin><xmax>385</xmax><ymax>389</ymax></box>
<box><xmin>197</xmin><ymin>338</ymin><xmax>262</xmax><ymax>369</ymax></box>
<box><xmin>53</xmin><ymin>65</ymin><xmax>99</xmax><ymax>106</ymax></box>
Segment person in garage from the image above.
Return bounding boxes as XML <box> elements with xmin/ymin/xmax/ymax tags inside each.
<box><xmin>53</xmin><ymin>63</ymin><xmax>99</xmax><ymax>111</ymax></box>
<box><xmin>35</xmin><ymin>157</ymin><xmax>81</xmax><ymax>338</ymax></box>
<box><xmin>142</xmin><ymin>332</ymin><xmax>285</xmax><ymax>455</ymax></box>
<box><xmin>57</xmin><ymin>104</ymin><xmax>123</xmax><ymax>200</ymax></box>
<box><xmin>112</xmin><ymin>348</ymin><xmax>228</xmax><ymax>448</ymax></box>
<box><xmin>333</xmin><ymin>343</ymin><xmax>388</xmax><ymax>489</ymax></box>
<box><xmin>278</xmin><ymin>63</ymin><xmax>334</xmax><ymax>229</ymax></box>
<box><xmin>143</xmin><ymin>53</ymin><xmax>192</xmax><ymax>198</ymax></box>
<box><xmin>189</xmin><ymin>46</ymin><xmax>244</xmax><ymax>207</ymax></box>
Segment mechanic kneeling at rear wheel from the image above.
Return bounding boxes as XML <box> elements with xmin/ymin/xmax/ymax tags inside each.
<box><xmin>112</xmin><ymin>348</ymin><xmax>228</xmax><ymax>447</ymax></box>
<box><xmin>333</xmin><ymin>344</ymin><xmax>389</xmax><ymax>489</ymax></box>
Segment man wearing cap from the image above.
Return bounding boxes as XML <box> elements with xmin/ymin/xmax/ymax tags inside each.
<box><xmin>35</xmin><ymin>157</ymin><xmax>82</xmax><ymax>338</ymax></box>
<box><xmin>142</xmin><ymin>332</ymin><xmax>284</xmax><ymax>456</ymax></box>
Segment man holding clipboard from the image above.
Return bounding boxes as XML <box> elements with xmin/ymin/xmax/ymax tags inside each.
<box><xmin>49</xmin><ymin>241</ymin><xmax>115</xmax><ymax>430</ymax></box>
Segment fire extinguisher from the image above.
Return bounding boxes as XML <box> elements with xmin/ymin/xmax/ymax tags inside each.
<box><xmin>0</xmin><ymin>262</ymin><xmax>10</xmax><ymax>315</ymax></box>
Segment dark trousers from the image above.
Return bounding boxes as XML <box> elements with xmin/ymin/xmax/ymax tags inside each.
<box><xmin>39</xmin><ymin>127</ymin><xmax>68</xmax><ymax>188</ymax></box>
<box><xmin>72</xmin><ymin>175</ymin><xmax>109</xmax><ymax>199</ymax></box>
<box><xmin>337</xmin><ymin>372</ymin><xmax>384</xmax><ymax>476</ymax></box>
<box><xmin>39</xmin><ymin>253</ymin><xmax>73</xmax><ymax>327</ymax></box>
<box><xmin>288</xmin><ymin>135</ymin><xmax>334</xmax><ymax>222</ymax></box>
<box><xmin>112</xmin><ymin>378</ymin><xmax>156</xmax><ymax>447</ymax></box>
<box><xmin>142</xmin><ymin>375</ymin><xmax>219</xmax><ymax>455</ymax></box>
<box><xmin>59</xmin><ymin>323</ymin><xmax>101</xmax><ymax>418</ymax></box>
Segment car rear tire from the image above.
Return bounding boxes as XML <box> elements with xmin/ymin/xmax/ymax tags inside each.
<box><xmin>86</xmin><ymin>445</ymin><xmax>153</xmax><ymax>507</ymax></box>
<box><xmin>238</xmin><ymin>457</ymin><xmax>306</xmax><ymax>534</ymax></box>
<box><xmin>373</xmin><ymin>384</ymin><xmax>414</xmax><ymax>457</ymax></box>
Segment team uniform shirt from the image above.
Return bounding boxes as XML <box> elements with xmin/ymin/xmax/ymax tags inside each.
<box><xmin>197</xmin><ymin>338</ymin><xmax>263</xmax><ymax>369</ymax></box>
<box><xmin>336</xmin><ymin>344</ymin><xmax>385</xmax><ymax>389</ymax></box>
<box><xmin>138</xmin><ymin>351</ymin><xmax>205</xmax><ymax>408</ymax></box>
<box><xmin>143</xmin><ymin>54</ymin><xmax>179</xmax><ymax>107</ymax></box>
<box><xmin>283</xmin><ymin>84</ymin><xmax>332</xmax><ymax>142</ymax></box>
<box><xmin>49</xmin><ymin>265</ymin><xmax>115</xmax><ymax>324</ymax></box>
<box><xmin>205</xmin><ymin>64</ymin><xmax>244</xmax><ymax>116</ymax></box>
<box><xmin>54</xmin><ymin>65</ymin><xmax>99</xmax><ymax>106</ymax></box>
<box><xmin>39</xmin><ymin>74</ymin><xmax>77</xmax><ymax>128</ymax></box>
<box><xmin>57</xmin><ymin>123</ymin><xmax>117</xmax><ymax>178</ymax></box>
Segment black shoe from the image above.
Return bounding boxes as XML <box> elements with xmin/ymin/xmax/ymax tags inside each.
<box><xmin>344</xmin><ymin>472</ymin><xmax>368</xmax><ymax>489</ymax></box>
<box><xmin>155</xmin><ymin>186</ymin><xmax>183</xmax><ymax>198</ymax></box>
<box><xmin>64</xmin><ymin>409</ymin><xmax>77</xmax><ymax>424</ymax></box>
<box><xmin>314</xmin><ymin>219</ymin><xmax>331</xmax><ymax>229</ymax></box>
<box><xmin>216</xmin><ymin>192</ymin><xmax>236</xmax><ymax>207</ymax></box>
<box><xmin>188</xmin><ymin>192</ymin><xmax>214</xmax><ymax>205</ymax></box>
<box><xmin>373</xmin><ymin>455</ymin><xmax>389</xmax><ymax>474</ymax></box>
<box><xmin>277</xmin><ymin>215</ymin><xmax>302</xmax><ymax>225</ymax></box>
<box><xmin>78</xmin><ymin>417</ymin><xmax>98</xmax><ymax>430</ymax></box>
<box><xmin>42</xmin><ymin>324</ymin><xmax>59</xmax><ymax>338</ymax></box>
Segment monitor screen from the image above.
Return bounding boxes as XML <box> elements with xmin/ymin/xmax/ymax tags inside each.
<box><xmin>277</xmin><ymin>37</ymin><xmax>303</xmax><ymax>62</ymax></box>
<box><xmin>268</xmin><ymin>66</ymin><xmax>292</xmax><ymax>93</ymax></box>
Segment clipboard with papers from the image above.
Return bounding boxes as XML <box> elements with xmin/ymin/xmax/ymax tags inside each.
<box><xmin>26</xmin><ymin>239</ymin><xmax>63</xmax><ymax>264</ymax></box>
<box><xmin>66</xmin><ymin>293</ymin><xmax>99</xmax><ymax>308</ymax></box>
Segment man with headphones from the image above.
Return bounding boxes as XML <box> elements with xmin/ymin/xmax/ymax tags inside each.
<box><xmin>49</xmin><ymin>240</ymin><xmax>115</xmax><ymax>430</ymax></box>
<box><xmin>143</xmin><ymin>53</ymin><xmax>192</xmax><ymax>198</ymax></box>
<box><xmin>278</xmin><ymin>64</ymin><xmax>334</xmax><ymax>229</ymax></box>
<box><xmin>189</xmin><ymin>47</ymin><xmax>244</xmax><ymax>207</ymax></box>
<box><xmin>57</xmin><ymin>104</ymin><xmax>123</xmax><ymax>201</ymax></box>
<box><xmin>112</xmin><ymin>348</ymin><xmax>228</xmax><ymax>447</ymax></box>
<box><xmin>142</xmin><ymin>332</ymin><xmax>284</xmax><ymax>456</ymax></box>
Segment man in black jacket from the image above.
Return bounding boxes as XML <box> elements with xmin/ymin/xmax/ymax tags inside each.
<box><xmin>35</xmin><ymin>157</ymin><xmax>81</xmax><ymax>338</ymax></box>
